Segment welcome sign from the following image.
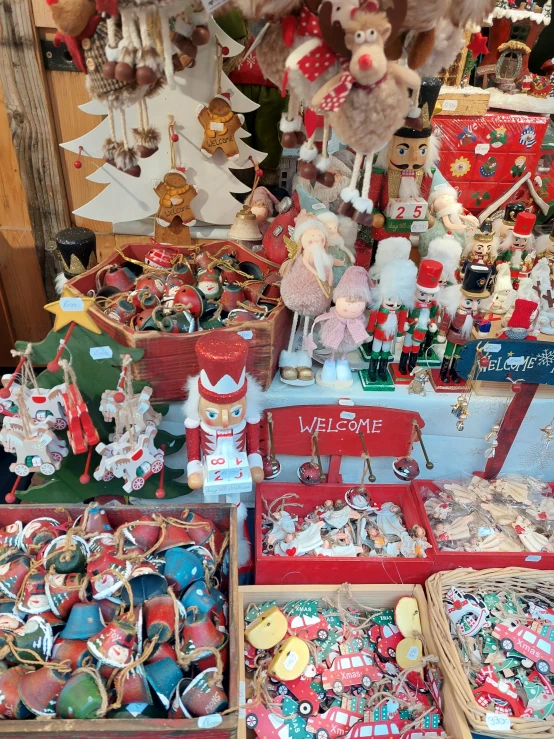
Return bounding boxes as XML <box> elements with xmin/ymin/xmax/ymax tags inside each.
<box><xmin>457</xmin><ymin>340</ymin><xmax>554</xmax><ymax>386</ymax></box>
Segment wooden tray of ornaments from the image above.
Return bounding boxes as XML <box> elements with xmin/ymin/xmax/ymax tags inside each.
<box><xmin>0</xmin><ymin>503</ymin><xmax>238</xmax><ymax>739</ymax></box>
<box><xmin>66</xmin><ymin>241</ymin><xmax>293</xmax><ymax>402</ymax></box>
<box><xmin>237</xmin><ymin>584</ymin><xmax>471</xmax><ymax>739</ymax></box>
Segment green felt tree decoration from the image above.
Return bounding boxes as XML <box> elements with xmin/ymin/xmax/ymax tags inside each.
<box><xmin>10</xmin><ymin>325</ymin><xmax>189</xmax><ymax>502</ymax></box>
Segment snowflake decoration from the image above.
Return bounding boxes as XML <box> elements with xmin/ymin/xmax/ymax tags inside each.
<box><xmin>472</xmin><ymin>398</ymin><xmax>506</xmax><ymax>417</ymax></box>
<box><xmin>538</xmin><ymin>349</ymin><xmax>554</xmax><ymax>367</ymax></box>
<box><xmin>469</xmin><ymin>446</ymin><xmax>487</xmax><ymax>457</ymax></box>
<box><xmin>450</xmin><ymin>156</ymin><xmax>472</xmax><ymax>178</ymax></box>
<box><xmin>519</xmin><ymin>442</ymin><xmax>554</xmax><ymax>471</ymax></box>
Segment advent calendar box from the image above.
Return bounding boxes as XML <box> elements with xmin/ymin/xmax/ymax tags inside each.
<box><xmin>435</xmin><ymin>112</ymin><xmax>549</xmax><ymax>213</ymax></box>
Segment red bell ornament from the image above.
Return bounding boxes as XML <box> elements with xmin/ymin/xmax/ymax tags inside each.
<box><xmin>392</xmin><ymin>457</ymin><xmax>420</xmax><ymax>481</ymax></box>
<box><xmin>297</xmin><ymin>461</ymin><xmax>322</xmax><ymax>485</ymax></box>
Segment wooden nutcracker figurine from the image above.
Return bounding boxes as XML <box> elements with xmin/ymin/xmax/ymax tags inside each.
<box><xmin>366</xmin><ymin>259</ymin><xmax>416</xmax><ymax>383</ymax></box>
<box><xmin>370</xmin><ymin>78</ymin><xmax>442</xmax><ymax>244</ymax></box>
<box><xmin>497</xmin><ymin>211</ymin><xmax>537</xmax><ymax>289</ymax></box>
<box><xmin>460</xmin><ymin>220</ymin><xmax>497</xmax><ymax>280</ymax></box>
<box><xmin>492</xmin><ymin>201</ymin><xmax>526</xmax><ymax>243</ymax></box>
<box><xmin>439</xmin><ymin>264</ymin><xmax>492</xmax><ymax>384</ymax></box>
<box><xmin>184</xmin><ymin>333</ymin><xmax>264</xmax><ymax>503</ymax></box>
<box><xmin>399</xmin><ymin>260</ymin><xmax>442</xmax><ymax>375</ymax></box>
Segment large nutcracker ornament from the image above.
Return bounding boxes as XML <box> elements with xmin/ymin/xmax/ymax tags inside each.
<box><xmin>398</xmin><ymin>260</ymin><xmax>442</xmax><ymax>376</ymax></box>
<box><xmin>497</xmin><ymin>211</ymin><xmax>537</xmax><ymax>289</ymax></box>
<box><xmin>366</xmin><ymin>259</ymin><xmax>417</xmax><ymax>384</ymax></box>
<box><xmin>439</xmin><ymin>264</ymin><xmax>492</xmax><ymax>384</ymax></box>
<box><xmin>184</xmin><ymin>333</ymin><xmax>264</xmax><ymax>503</ymax></box>
<box><xmin>370</xmin><ymin>78</ymin><xmax>442</xmax><ymax>244</ymax></box>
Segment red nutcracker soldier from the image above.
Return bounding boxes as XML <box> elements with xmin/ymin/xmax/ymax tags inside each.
<box><xmin>184</xmin><ymin>333</ymin><xmax>264</xmax><ymax>503</ymax></box>
<box><xmin>370</xmin><ymin>78</ymin><xmax>442</xmax><ymax>244</ymax></box>
<box><xmin>399</xmin><ymin>260</ymin><xmax>442</xmax><ymax>375</ymax></box>
<box><xmin>497</xmin><ymin>211</ymin><xmax>537</xmax><ymax>289</ymax></box>
<box><xmin>366</xmin><ymin>259</ymin><xmax>417</xmax><ymax>384</ymax></box>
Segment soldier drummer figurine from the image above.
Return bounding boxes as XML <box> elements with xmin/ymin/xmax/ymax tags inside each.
<box><xmin>184</xmin><ymin>332</ymin><xmax>264</xmax><ymax>501</ymax></box>
<box><xmin>399</xmin><ymin>260</ymin><xmax>442</xmax><ymax>376</ymax></box>
<box><xmin>439</xmin><ymin>264</ymin><xmax>492</xmax><ymax>384</ymax></box>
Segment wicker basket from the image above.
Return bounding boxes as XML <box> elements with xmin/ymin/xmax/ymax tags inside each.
<box><xmin>427</xmin><ymin>567</ymin><xmax>554</xmax><ymax>739</ymax></box>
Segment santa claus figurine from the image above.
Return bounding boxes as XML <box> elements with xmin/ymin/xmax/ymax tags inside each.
<box><xmin>184</xmin><ymin>333</ymin><xmax>264</xmax><ymax>502</ymax></box>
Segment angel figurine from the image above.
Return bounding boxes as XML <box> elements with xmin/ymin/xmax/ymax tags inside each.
<box><xmin>273</xmin><ymin>521</ymin><xmax>325</xmax><ymax>556</ymax></box>
<box><xmin>322</xmin><ymin>500</ymin><xmax>361</xmax><ymax>529</ymax></box>
<box><xmin>512</xmin><ymin>516</ymin><xmax>554</xmax><ymax>553</ymax></box>
<box><xmin>266</xmin><ymin>510</ymin><xmax>299</xmax><ymax>547</ymax></box>
<box><xmin>316</xmin><ymin>532</ymin><xmax>362</xmax><ymax>557</ymax></box>
<box><xmin>434</xmin><ymin>515</ymin><xmax>475</xmax><ymax>543</ymax></box>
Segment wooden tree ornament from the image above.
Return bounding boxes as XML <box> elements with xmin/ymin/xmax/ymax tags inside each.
<box><xmin>197</xmin><ymin>44</ymin><xmax>244</xmax><ymax>161</ymax></box>
<box><xmin>153</xmin><ymin>115</ymin><xmax>197</xmax><ymax>245</ymax></box>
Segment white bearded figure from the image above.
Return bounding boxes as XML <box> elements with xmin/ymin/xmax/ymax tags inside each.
<box><xmin>183</xmin><ymin>332</ymin><xmax>264</xmax><ymax>503</ymax></box>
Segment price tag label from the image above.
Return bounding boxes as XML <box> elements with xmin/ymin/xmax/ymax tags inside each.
<box><xmin>506</xmin><ymin>356</ymin><xmax>524</xmax><ymax>367</ymax></box>
<box><xmin>312</xmin><ymin>202</ymin><xmax>326</xmax><ymax>210</ymax></box>
<box><xmin>486</xmin><ymin>713</ymin><xmax>511</xmax><ymax>731</ymax></box>
<box><xmin>197</xmin><ymin>715</ymin><xmax>223</xmax><ymax>729</ymax></box>
<box><xmin>526</xmin><ymin>555</ymin><xmax>542</xmax><ymax>562</ymax></box>
<box><xmin>442</xmin><ymin>99</ymin><xmax>458</xmax><ymax>111</ymax></box>
<box><xmin>283</xmin><ymin>651</ymin><xmax>299</xmax><ymax>671</ymax></box>
<box><xmin>210</xmin><ymin>122</ymin><xmax>224</xmax><ymax>132</ymax></box>
<box><xmin>60</xmin><ymin>297</ymin><xmax>84</xmax><ymax>312</ymax></box>
<box><xmin>238</xmin><ymin>681</ymin><xmax>246</xmax><ymax>719</ymax></box>
<box><xmin>201</xmin><ymin>0</ymin><xmax>228</xmax><ymax>14</ymax></box>
<box><xmin>90</xmin><ymin>346</ymin><xmax>113</xmax><ymax>360</ymax></box>
<box><xmin>411</xmin><ymin>221</ymin><xmax>428</xmax><ymax>233</ymax></box>
<box><xmin>475</xmin><ymin>143</ymin><xmax>490</xmax><ymax>155</ymax></box>
<box><xmin>340</xmin><ymin>411</ymin><xmax>356</xmax><ymax>420</ymax></box>
<box><xmin>407</xmin><ymin>646</ymin><xmax>420</xmax><ymax>661</ymax></box>
<box><xmin>483</xmin><ymin>343</ymin><xmax>501</xmax><ymax>353</ymax></box>
<box><xmin>238</xmin><ymin>331</ymin><xmax>253</xmax><ymax>340</ymax></box>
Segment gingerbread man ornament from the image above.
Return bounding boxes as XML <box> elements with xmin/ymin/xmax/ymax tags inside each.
<box><xmin>154</xmin><ymin>170</ymin><xmax>197</xmax><ymax>227</ymax></box>
<box><xmin>197</xmin><ymin>94</ymin><xmax>244</xmax><ymax>160</ymax></box>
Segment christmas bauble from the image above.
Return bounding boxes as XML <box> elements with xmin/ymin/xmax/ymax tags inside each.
<box><xmin>263</xmin><ymin>457</ymin><xmax>281</xmax><ymax>480</ymax></box>
<box><xmin>297</xmin><ymin>462</ymin><xmax>322</xmax><ymax>485</ymax></box>
<box><xmin>392</xmin><ymin>457</ymin><xmax>420</xmax><ymax>481</ymax></box>
<box><xmin>480</xmin><ymin>356</ymin><xmax>491</xmax><ymax>368</ymax></box>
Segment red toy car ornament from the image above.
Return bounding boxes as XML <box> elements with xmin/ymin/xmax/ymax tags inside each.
<box><xmin>342</xmin><ymin>718</ymin><xmax>404</xmax><ymax>739</ymax></box>
<box><xmin>245</xmin><ymin>702</ymin><xmax>290</xmax><ymax>739</ymax></box>
<box><xmin>492</xmin><ymin>622</ymin><xmax>554</xmax><ymax>675</ymax></box>
<box><xmin>288</xmin><ymin>613</ymin><xmax>330</xmax><ymax>642</ymax></box>
<box><xmin>275</xmin><ymin>675</ymin><xmax>321</xmax><ymax>716</ymax></box>
<box><xmin>321</xmin><ymin>653</ymin><xmax>383</xmax><ymax>695</ymax></box>
<box><xmin>307</xmin><ymin>705</ymin><xmax>363</xmax><ymax>739</ymax></box>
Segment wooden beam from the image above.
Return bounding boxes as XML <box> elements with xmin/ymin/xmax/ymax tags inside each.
<box><xmin>0</xmin><ymin>0</ymin><xmax>71</xmax><ymax>301</ymax></box>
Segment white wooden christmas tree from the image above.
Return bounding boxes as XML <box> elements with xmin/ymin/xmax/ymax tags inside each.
<box><xmin>62</xmin><ymin>19</ymin><xmax>266</xmax><ymax>228</ymax></box>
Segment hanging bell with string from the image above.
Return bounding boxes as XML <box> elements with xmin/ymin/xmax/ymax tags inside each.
<box><xmin>228</xmin><ymin>205</ymin><xmax>262</xmax><ymax>242</ymax></box>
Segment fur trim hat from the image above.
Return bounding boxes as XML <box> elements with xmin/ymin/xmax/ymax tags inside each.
<box><xmin>438</xmin><ymin>284</ymin><xmax>462</xmax><ymax>318</ymax></box>
<box><xmin>428</xmin><ymin>185</ymin><xmax>458</xmax><ymax>210</ymax></box>
<box><xmin>293</xmin><ymin>210</ymin><xmax>329</xmax><ymax>243</ymax></box>
<box><xmin>427</xmin><ymin>235</ymin><xmax>462</xmax><ymax>284</ymax></box>
<box><xmin>333</xmin><ymin>266</ymin><xmax>371</xmax><ymax>304</ymax></box>
<box><xmin>369</xmin><ymin>237</ymin><xmax>412</xmax><ymax>280</ymax></box>
<box><xmin>373</xmin><ymin>259</ymin><xmax>417</xmax><ymax>308</ymax></box>
<box><xmin>494</xmin><ymin>262</ymin><xmax>513</xmax><ymax>293</ymax></box>
<box><xmin>250</xmin><ymin>187</ymin><xmax>280</xmax><ymax>215</ymax></box>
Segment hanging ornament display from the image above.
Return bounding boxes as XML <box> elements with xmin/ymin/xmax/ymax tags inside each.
<box><xmin>297</xmin><ymin>431</ymin><xmax>325</xmax><ymax>485</ymax></box>
<box><xmin>450</xmin><ymin>347</ymin><xmax>487</xmax><ymax>432</ymax></box>
<box><xmin>154</xmin><ymin>115</ymin><xmax>198</xmax><ymax>228</ymax></box>
<box><xmin>197</xmin><ymin>44</ymin><xmax>244</xmax><ymax>161</ymax></box>
<box><xmin>484</xmin><ymin>378</ymin><xmax>524</xmax><ymax>460</ymax></box>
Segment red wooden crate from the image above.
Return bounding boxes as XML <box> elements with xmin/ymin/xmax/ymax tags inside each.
<box><xmin>66</xmin><ymin>241</ymin><xmax>292</xmax><ymax>402</ymax></box>
<box><xmin>255</xmin><ymin>482</ymin><xmax>435</xmax><ymax>586</ymax></box>
<box><xmin>0</xmin><ymin>503</ymin><xmax>238</xmax><ymax>739</ymax></box>
<box><xmin>412</xmin><ymin>479</ymin><xmax>554</xmax><ymax>574</ymax></box>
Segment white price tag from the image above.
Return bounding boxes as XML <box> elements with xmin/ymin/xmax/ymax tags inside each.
<box><xmin>442</xmin><ymin>99</ymin><xmax>458</xmax><ymax>111</ymax></box>
<box><xmin>485</xmin><ymin>712</ymin><xmax>511</xmax><ymax>732</ymax></box>
<box><xmin>340</xmin><ymin>411</ymin><xmax>356</xmax><ymax>420</ymax></box>
<box><xmin>238</xmin><ymin>681</ymin><xmax>246</xmax><ymax>719</ymax></box>
<box><xmin>60</xmin><ymin>297</ymin><xmax>84</xmax><ymax>312</ymax></box>
<box><xmin>238</xmin><ymin>331</ymin><xmax>253</xmax><ymax>340</ymax></box>
<box><xmin>197</xmin><ymin>715</ymin><xmax>223</xmax><ymax>729</ymax></box>
<box><xmin>90</xmin><ymin>346</ymin><xmax>113</xmax><ymax>360</ymax></box>
<box><xmin>210</xmin><ymin>122</ymin><xmax>224</xmax><ymax>132</ymax></box>
<box><xmin>506</xmin><ymin>356</ymin><xmax>524</xmax><ymax>367</ymax></box>
<box><xmin>411</xmin><ymin>221</ymin><xmax>428</xmax><ymax>233</ymax></box>
<box><xmin>201</xmin><ymin>0</ymin><xmax>229</xmax><ymax>14</ymax></box>
<box><xmin>406</xmin><ymin>646</ymin><xmax>420</xmax><ymax>661</ymax></box>
<box><xmin>283</xmin><ymin>650</ymin><xmax>299</xmax><ymax>671</ymax></box>
<box><xmin>483</xmin><ymin>343</ymin><xmax>501</xmax><ymax>353</ymax></box>
<box><xmin>526</xmin><ymin>555</ymin><xmax>542</xmax><ymax>562</ymax></box>
<box><xmin>475</xmin><ymin>143</ymin><xmax>490</xmax><ymax>155</ymax></box>
<box><xmin>312</xmin><ymin>203</ymin><xmax>326</xmax><ymax>210</ymax></box>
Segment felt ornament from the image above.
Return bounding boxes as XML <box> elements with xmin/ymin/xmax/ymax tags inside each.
<box><xmin>312</xmin><ymin>9</ymin><xmax>421</xmax><ymax>226</ymax></box>
<box><xmin>197</xmin><ymin>94</ymin><xmax>244</xmax><ymax>161</ymax></box>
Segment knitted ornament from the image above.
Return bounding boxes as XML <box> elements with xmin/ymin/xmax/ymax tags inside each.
<box><xmin>508</xmin><ymin>299</ymin><xmax>538</xmax><ymax>329</ymax></box>
<box><xmin>332</xmin><ymin>266</ymin><xmax>371</xmax><ymax>304</ymax></box>
<box><xmin>292</xmin><ymin>212</ymin><xmax>329</xmax><ymax>244</ymax></box>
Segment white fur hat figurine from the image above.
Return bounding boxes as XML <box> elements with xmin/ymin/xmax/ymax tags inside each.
<box><xmin>369</xmin><ymin>237</ymin><xmax>412</xmax><ymax>281</ymax></box>
<box><xmin>494</xmin><ymin>262</ymin><xmax>513</xmax><ymax>294</ymax></box>
<box><xmin>373</xmin><ymin>259</ymin><xmax>417</xmax><ymax>309</ymax></box>
<box><xmin>428</xmin><ymin>235</ymin><xmax>462</xmax><ymax>285</ymax></box>
<box><xmin>293</xmin><ymin>210</ymin><xmax>329</xmax><ymax>243</ymax></box>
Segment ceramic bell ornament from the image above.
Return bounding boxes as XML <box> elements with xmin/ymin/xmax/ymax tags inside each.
<box><xmin>183</xmin><ymin>332</ymin><xmax>264</xmax><ymax>503</ymax></box>
<box><xmin>228</xmin><ymin>204</ymin><xmax>262</xmax><ymax>243</ymax></box>
<box><xmin>279</xmin><ymin>211</ymin><xmax>334</xmax><ymax>385</ymax></box>
<box><xmin>305</xmin><ymin>267</ymin><xmax>372</xmax><ymax>388</ymax></box>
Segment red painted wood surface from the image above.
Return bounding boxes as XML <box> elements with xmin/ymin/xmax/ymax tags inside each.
<box><xmin>265</xmin><ymin>405</ymin><xmax>425</xmax><ymax>459</ymax></box>
<box><xmin>484</xmin><ymin>383</ymin><xmax>538</xmax><ymax>479</ymax></box>
<box><xmin>0</xmin><ymin>503</ymin><xmax>238</xmax><ymax>739</ymax></box>
<box><xmin>255</xmin><ymin>482</ymin><xmax>434</xmax><ymax>585</ymax></box>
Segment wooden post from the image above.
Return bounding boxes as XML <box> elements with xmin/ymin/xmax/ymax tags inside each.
<box><xmin>0</xmin><ymin>0</ymin><xmax>71</xmax><ymax>300</ymax></box>
<box><xmin>483</xmin><ymin>383</ymin><xmax>539</xmax><ymax>479</ymax></box>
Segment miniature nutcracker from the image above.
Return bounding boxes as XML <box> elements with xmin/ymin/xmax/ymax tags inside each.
<box><xmin>306</xmin><ymin>267</ymin><xmax>372</xmax><ymax>388</ymax></box>
<box><xmin>366</xmin><ymin>260</ymin><xmax>417</xmax><ymax>383</ymax></box>
<box><xmin>439</xmin><ymin>264</ymin><xmax>492</xmax><ymax>384</ymax></box>
<box><xmin>399</xmin><ymin>260</ymin><xmax>442</xmax><ymax>375</ymax></box>
<box><xmin>279</xmin><ymin>211</ymin><xmax>334</xmax><ymax>385</ymax></box>
<box><xmin>184</xmin><ymin>333</ymin><xmax>264</xmax><ymax>503</ymax></box>
<box><xmin>492</xmin><ymin>201</ymin><xmax>526</xmax><ymax>242</ymax></box>
<box><xmin>497</xmin><ymin>211</ymin><xmax>537</xmax><ymax>289</ymax></box>
<box><xmin>460</xmin><ymin>221</ymin><xmax>497</xmax><ymax>279</ymax></box>
<box><xmin>370</xmin><ymin>78</ymin><xmax>442</xmax><ymax>244</ymax></box>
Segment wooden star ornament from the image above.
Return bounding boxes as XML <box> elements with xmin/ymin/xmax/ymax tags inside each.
<box><xmin>44</xmin><ymin>288</ymin><xmax>101</xmax><ymax>334</ymax></box>
<box><xmin>468</xmin><ymin>32</ymin><xmax>489</xmax><ymax>57</ymax></box>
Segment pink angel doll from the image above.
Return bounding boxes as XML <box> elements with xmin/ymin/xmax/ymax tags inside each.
<box><xmin>279</xmin><ymin>211</ymin><xmax>334</xmax><ymax>385</ymax></box>
<box><xmin>250</xmin><ymin>187</ymin><xmax>281</xmax><ymax>236</ymax></box>
<box><xmin>305</xmin><ymin>266</ymin><xmax>371</xmax><ymax>388</ymax></box>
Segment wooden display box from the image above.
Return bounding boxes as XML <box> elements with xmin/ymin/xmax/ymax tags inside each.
<box><xmin>66</xmin><ymin>241</ymin><xmax>292</xmax><ymax>402</ymax></box>
<box><xmin>0</xmin><ymin>503</ymin><xmax>238</xmax><ymax>739</ymax></box>
<box><xmin>413</xmin><ymin>480</ymin><xmax>554</xmax><ymax>573</ymax></box>
<box><xmin>237</xmin><ymin>584</ymin><xmax>471</xmax><ymax>739</ymax></box>
<box><xmin>255</xmin><ymin>482</ymin><xmax>435</xmax><ymax>585</ymax></box>
<box><xmin>438</xmin><ymin>88</ymin><xmax>490</xmax><ymax>116</ymax></box>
